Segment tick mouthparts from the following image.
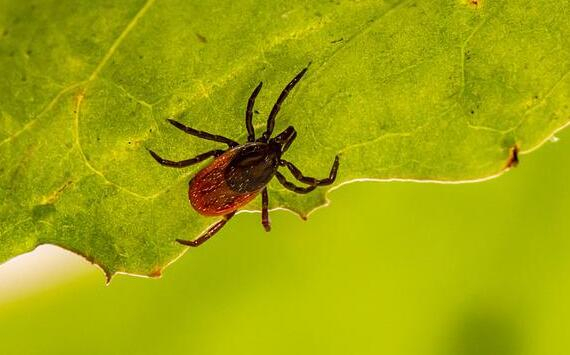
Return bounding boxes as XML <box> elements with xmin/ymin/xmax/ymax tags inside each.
<box><xmin>273</xmin><ymin>126</ymin><xmax>297</xmax><ymax>152</ymax></box>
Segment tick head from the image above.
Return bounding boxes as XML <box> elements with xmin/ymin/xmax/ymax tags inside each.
<box><xmin>271</xmin><ymin>126</ymin><xmax>297</xmax><ymax>154</ymax></box>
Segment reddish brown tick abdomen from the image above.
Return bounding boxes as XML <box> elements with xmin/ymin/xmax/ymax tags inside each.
<box><xmin>188</xmin><ymin>148</ymin><xmax>260</xmax><ymax>216</ymax></box>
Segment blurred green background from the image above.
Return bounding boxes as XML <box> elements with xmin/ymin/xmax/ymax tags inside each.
<box><xmin>1</xmin><ymin>128</ymin><xmax>569</xmax><ymax>355</ymax></box>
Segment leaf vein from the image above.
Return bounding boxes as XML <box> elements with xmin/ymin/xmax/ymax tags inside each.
<box><xmin>88</xmin><ymin>0</ymin><xmax>156</xmax><ymax>82</ymax></box>
<box><xmin>0</xmin><ymin>82</ymin><xmax>83</xmax><ymax>148</ymax></box>
<box><xmin>71</xmin><ymin>0</ymin><xmax>157</xmax><ymax>199</ymax></box>
<box><xmin>313</xmin><ymin>0</ymin><xmax>412</xmax><ymax>78</ymax></box>
<box><xmin>510</xmin><ymin>65</ymin><xmax>570</xmax><ymax>133</ymax></box>
<box><xmin>459</xmin><ymin>16</ymin><xmax>491</xmax><ymax>94</ymax></box>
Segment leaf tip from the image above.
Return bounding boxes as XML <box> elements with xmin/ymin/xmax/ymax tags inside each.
<box><xmin>148</xmin><ymin>268</ymin><xmax>163</xmax><ymax>278</ymax></box>
<box><xmin>104</xmin><ymin>270</ymin><xmax>114</xmax><ymax>285</ymax></box>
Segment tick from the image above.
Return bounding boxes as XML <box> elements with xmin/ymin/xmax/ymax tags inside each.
<box><xmin>148</xmin><ymin>67</ymin><xmax>340</xmax><ymax>247</ymax></box>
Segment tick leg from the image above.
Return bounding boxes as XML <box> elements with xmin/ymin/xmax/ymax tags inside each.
<box><xmin>275</xmin><ymin>171</ymin><xmax>317</xmax><ymax>194</ymax></box>
<box><xmin>246</xmin><ymin>82</ymin><xmax>263</xmax><ymax>142</ymax></box>
<box><xmin>280</xmin><ymin>156</ymin><xmax>339</xmax><ymax>186</ymax></box>
<box><xmin>148</xmin><ymin>149</ymin><xmax>224</xmax><ymax>168</ymax></box>
<box><xmin>261</xmin><ymin>187</ymin><xmax>271</xmax><ymax>231</ymax></box>
<box><xmin>176</xmin><ymin>211</ymin><xmax>236</xmax><ymax>247</ymax></box>
<box><xmin>167</xmin><ymin>119</ymin><xmax>239</xmax><ymax>147</ymax></box>
<box><xmin>261</xmin><ymin>67</ymin><xmax>308</xmax><ymax>142</ymax></box>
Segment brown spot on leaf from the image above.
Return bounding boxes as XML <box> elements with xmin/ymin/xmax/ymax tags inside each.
<box><xmin>466</xmin><ymin>0</ymin><xmax>483</xmax><ymax>8</ymax></box>
<box><xmin>505</xmin><ymin>145</ymin><xmax>519</xmax><ymax>169</ymax></box>
<box><xmin>149</xmin><ymin>268</ymin><xmax>163</xmax><ymax>278</ymax></box>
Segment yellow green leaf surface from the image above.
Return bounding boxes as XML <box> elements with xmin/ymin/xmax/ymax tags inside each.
<box><xmin>0</xmin><ymin>0</ymin><xmax>568</xmax><ymax>278</ymax></box>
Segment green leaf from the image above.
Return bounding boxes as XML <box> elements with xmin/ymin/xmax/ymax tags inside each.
<box><xmin>1</xmin><ymin>0</ymin><xmax>568</xmax><ymax>280</ymax></box>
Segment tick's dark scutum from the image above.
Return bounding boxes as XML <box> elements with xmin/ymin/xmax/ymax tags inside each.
<box><xmin>224</xmin><ymin>143</ymin><xmax>280</xmax><ymax>193</ymax></box>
